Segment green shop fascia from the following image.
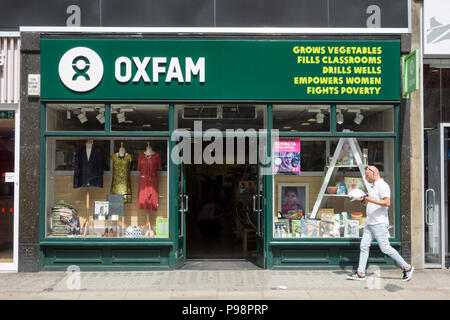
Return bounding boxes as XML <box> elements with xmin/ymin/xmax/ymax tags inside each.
<box><xmin>38</xmin><ymin>37</ymin><xmax>401</xmax><ymax>270</ymax></box>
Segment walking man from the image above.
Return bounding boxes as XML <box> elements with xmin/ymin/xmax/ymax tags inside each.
<box><xmin>347</xmin><ymin>165</ymin><xmax>414</xmax><ymax>281</ymax></box>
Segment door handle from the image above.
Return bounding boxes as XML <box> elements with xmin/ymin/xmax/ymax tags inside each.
<box><xmin>253</xmin><ymin>195</ymin><xmax>257</xmax><ymax>213</ymax></box>
<box><xmin>425</xmin><ymin>189</ymin><xmax>435</xmax><ymax>226</ymax></box>
<box><xmin>256</xmin><ymin>194</ymin><xmax>264</xmax><ymax>236</ymax></box>
<box><xmin>184</xmin><ymin>195</ymin><xmax>189</xmax><ymax>213</ymax></box>
<box><xmin>178</xmin><ymin>194</ymin><xmax>183</xmax><ymax>213</ymax></box>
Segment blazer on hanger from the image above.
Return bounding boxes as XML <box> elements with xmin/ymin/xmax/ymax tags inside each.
<box><xmin>73</xmin><ymin>146</ymin><xmax>104</xmax><ymax>188</ymax></box>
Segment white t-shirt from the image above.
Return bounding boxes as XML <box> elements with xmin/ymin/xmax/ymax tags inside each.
<box><xmin>366</xmin><ymin>178</ymin><xmax>390</xmax><ymax>225</ymax></box>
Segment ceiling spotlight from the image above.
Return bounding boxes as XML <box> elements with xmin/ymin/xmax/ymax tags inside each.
<box><xmin>316</xmin><ymin>111</ymin><xmax>325</xmax><ymax>124</ymax></box>
<box><xmin>78</xmin><ymin>112</ymin><xmax>87</xmax><ymax>124</ymax></box>
<box><xmin>96</xmin><ymin>111</ymin><xmax>105</xmax><ymax>124</ymax></box>
<box><xmin>337</xmin><ymin>110</ymin><xmax>344</xmax><ymax>125</ymax></box>
<box><xmin>120</xmin><ymin>107</ymin><xmax>134</xmax><ymax>113</ymax></box>
<box><xmin>354</xmin><ymin>111</ymin><xmax>364</xmax><ymax>125</ymax></box>
<box><xmin>117</xmin><ymin>112</ymin><xmax>126</xmax><ymax>123</ymax></box>
<box><xmin>308</xmin><ymin>108</ymin><xmax>327</xmax><ymax>124</ymax></box>
<box><xmin>81</xmin><ymin>107</ymin><xmax>95</xmax><ymax>112</ymax></box>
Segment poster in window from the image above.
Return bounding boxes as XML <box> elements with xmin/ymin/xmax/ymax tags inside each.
<box><xmin>94</xmin><ymin>201</ymin><xmax>109</xmax><ymax>221</ymax></box>
<box><xmin>301</xmin><ymin>218</ymin><xmax>319</xmax><ymax>238</ymax></box>
<box><xmin>344</xmin><ymin>220</ymin><xmax>360</xmax><ymax>238</ymax></box>
<box><xmin>274</xmin><ymin>219</ymin><xmax>290</xmax><ymax>238</ymax></box>
<box><xmin>277</xmin><ymin>183</ymin><xmax>308</xmax><ymax>219</ymax></box>
<box><xmin>274</xmin><ymin>139</ymin><xmax>301</xmax><ymax>175</ymax></box>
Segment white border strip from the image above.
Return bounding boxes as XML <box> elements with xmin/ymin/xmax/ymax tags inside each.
<box><xmin>20</xmin><ymin>26</ymin><xmax>410</xmax><ymax>34</ymax></box>
<box><xmin>420</xmin><ymin>2</ymin><xmax>426</xmax><ymax>269</ymax></box>
<box><xmin>0</xmin><ymin>32</ymin><xmax>20</xmax><ymax>37</ymax></box>
<box><xmin>408</xmin><ymin>0</ymin><xmax>412</xmax><ymax>34</ymax></box>
<box><xmin>440</xmin><ymin>123</ymin><xmax>449</xmax><ymax>269</ymax></box>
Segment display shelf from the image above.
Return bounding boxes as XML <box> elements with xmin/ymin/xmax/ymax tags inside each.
<box><xmin>310</xmin><ymin>137</ymin><xmax>371</xmax><ymax>219</ymax></box>
<box><xmin>328</xmin><ymin>165</ymin><xmax>359</xmax><ymax>168</ymax></box>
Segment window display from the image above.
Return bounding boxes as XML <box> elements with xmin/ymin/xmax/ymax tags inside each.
<box><xmin>273</xmin><ymin>138</ymin><xmax>395</xmax><ymax>239</ymax></box>
<box><xmin>46</xmin><ymin>137</ymin><xmax>169</xmax><ymax>239</ymax></box>
<box><xmin>336</xmin><ymin>105</ymin><xmax>394</xmax><ymax>132</ymax></box>
<box><xmin>110</xmin><ymin>142</ymin><xmax>133</xmax><ymax>203</ymax></box>
<box><xmin>273</xmin><ymin>105</ymin><xmax>330</xmax><ymax>132</ymax></box>
<box><xmin>111</xmin><ymin>104</ymin><xmax>169</xmax><ymax>131</ymax></box>
<box><xmin>46</xmin><ymin>104</ymin><xmax>106</xmax><ymax>131</ymax></box>
<box><xmin>137</xmin><ymin>142</ymin><xmax>162</xmax><ymax>235</ymax></box>
<box><xmin>73</xmin><ymin>139</ymin><xmax>104</xmax><ymax>188</ymax></box>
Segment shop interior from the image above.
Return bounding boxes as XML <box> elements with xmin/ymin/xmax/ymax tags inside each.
<box><xmin>184</xmin><ymin>140</ymin><xmax>259</xmax><ymax>260</ymax></box>
<box><xmin>0</xmin><ymin>116</ymin><xmax>14</xmax><ymax>263</ymax></box>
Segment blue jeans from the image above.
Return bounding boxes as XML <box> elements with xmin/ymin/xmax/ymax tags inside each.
<box><xmin>357</xmin><ymin>223</ymin><xmax>408</xmax><ymax>274</ymax></box>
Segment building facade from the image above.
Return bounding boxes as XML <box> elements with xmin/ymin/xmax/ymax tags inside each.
<box><xmin>1</xmin><ymin>0</ymin><xmax>436</xmax><ymax>272</ymax></box>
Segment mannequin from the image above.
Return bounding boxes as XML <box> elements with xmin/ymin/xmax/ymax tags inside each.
<box><xmin>74</xmin><ymin>138</ymin><xmax>103</xmax><ymax>236</ymax></box>
<box><xmin>145</xmin><ymin>141</ymin><xmax>154</xmax><ymax>157</ymax></box>
<box><xmin>119</xmin><ymin>142</ymin><xmax>126</xmax><ymax>157</ymax></box>
<box><xmin>86</xmin><ymin>138</ymin><xmax>93</xmax><ymax>160</ymax></box>
<box><xmin>137</xmin><ymin>141</ymin><xmax>162</xmax><ymax>236</ymax></box>
<box><xmin>110</xmin><ymin>141</ymin><xmax>133</xmax><ymax>235</ymax></box>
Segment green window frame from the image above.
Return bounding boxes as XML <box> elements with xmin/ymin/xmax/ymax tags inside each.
<box><xmin>267</xmin><ymin>104</ymin><xmax>401</xmax><ymax>247</ymax></box>
<box><xmin>39</xmin><ymin>103</ymin><xmax>177</xmax><ymax>250</ymax></box>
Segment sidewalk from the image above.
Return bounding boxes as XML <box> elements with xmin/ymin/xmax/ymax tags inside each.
<box><xmin>0</xmin><ymin>267</ymin><xmax>449</xmax><ymax>300</ymax></box>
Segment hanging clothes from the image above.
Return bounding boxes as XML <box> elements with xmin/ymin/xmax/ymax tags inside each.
<box><xmin>137</xmin><ymin>152</ymin><xmax>162</xmax><ymax>210</ymax></box>
<box><xmin>73</xmin><ymin>146</ymin><xmax>104</xmax><ymax>188</ymax></box>
<box><xmin>110</xmin><ymin>153</ymin><xmax>133</xmax><ymax>203</ymax></box>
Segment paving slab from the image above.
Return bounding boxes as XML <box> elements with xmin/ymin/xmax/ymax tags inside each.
<box><xmin>171</xmin><ymin>289</ymin><xmax>218</xmax><ymax>300</ymax></box>
<box><xmin>216</xmin><ymin>290</ymin><xmax>264</xmax><ymax>300</ymax></box>
<box><xmin>262</xmin><ymin>289</ymin><xmax>310</xmax><ymax>300</ymax></box>
<box><xmin>125</xmin><ymin>290</ymin><xmax>173</xmax><ymax>300</ymax></box>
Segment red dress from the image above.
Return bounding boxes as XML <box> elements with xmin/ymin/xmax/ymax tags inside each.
<box><xmin>137</xmin><ymin>152</ymin><xmax>162</xmax><ymax>210</ymax></box>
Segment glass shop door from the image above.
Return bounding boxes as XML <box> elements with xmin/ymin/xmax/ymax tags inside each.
<box><xmin>0</xmin><ymin>108</ymin><xmax>18</xmax><ymax>271</ymax></box>
<box><xmin>177</xmin><ymin>162</ymin><xmax>188</xmax><ymax>267</ymax></box>
<box><xmin>424</xmin><ymin>124</ymin><xmax>449</xmax><ymax>268</ymax></box>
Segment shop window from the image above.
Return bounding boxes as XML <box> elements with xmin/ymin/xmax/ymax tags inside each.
<box><xmin>273</xmin><ymin>138</ymin><xmax>395</xmax><ymax>239</ymax></box>
<box><xmin>111</xmin><ymin>104</ymin><xmax>169</xmax><ymax>131</ymax></box>
<box><xmin>176</xmin><ymin>105</ymin><xmax>265</xmax><ymax>131</ymax></box>
<box><xmin>46</xmin><ymin>104</ymin><xmax>106</xmax><ymax>131</ymax></box>
<box><xmin>273</xmin><ymin>105</ymin><xmax>330</xmax><ymax>132</ymax></box>
<box><xmin>336</xmin><ymin>105</ymin><xmax>394</xmax><ymax>132</ymax></box>
<box><xmin>46</xmin><ymin>137</ymin><xmax>169</xmax><ymax>239</ymax></box>
<box><xmin>423</xmin><ymin>64</ymin><xmax>450</xmax><ymax>129</ymax></box>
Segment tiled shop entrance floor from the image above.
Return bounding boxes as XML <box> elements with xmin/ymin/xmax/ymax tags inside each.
<box><xmin>180</xmin><ymin>259</ymin><xmax>262</xmax><ymax>270</ymax></box>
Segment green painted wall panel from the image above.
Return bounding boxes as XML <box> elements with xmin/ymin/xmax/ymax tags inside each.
<box><xmin>42</xmin><ymin>246</ymin><xmax>171</xmax><ymax>270</ymax></box>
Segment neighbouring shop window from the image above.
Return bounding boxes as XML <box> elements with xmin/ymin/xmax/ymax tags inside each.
<box><xmin>45</xmin><ymin>137</ymin><xmax>169</xmax><ymax>239</ymax></box>
<box><xmin>46</xmin><ymin>104</ymin><xmax>106</xmax><ymax>131</ymax></box>
<box><xmin>423</xmin><ymin>64</ymin><xmax>450</xmax><ymax>130</ymax></box>
<box><xmin>273</xmin><ymin>138</ymin><xmax>395</xmax><ymax>239</ymax></box>
<box><xmin>273</xmin><ymin>105</ymin><xmax>330</xmax><ymax>132</ymax></box>
<box><xmin>336</xmin><ymin>105</ymin><xmax>394</xmax><ymax>132</ymax></box>
<box><xmin>111</xmin><ymin>104</ymin><xmax>169</xmax><ymax>131</ymax></box>
<box><xmin>176</xmin><ymin>104</ymin><xmax>266</xmax><ymax>131</ymax></box>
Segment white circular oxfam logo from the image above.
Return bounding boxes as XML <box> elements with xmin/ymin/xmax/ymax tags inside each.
<box><xmin>58</xmin><ymin>47</ymin><xmax>104</xmax><ymax>92</ymax></box>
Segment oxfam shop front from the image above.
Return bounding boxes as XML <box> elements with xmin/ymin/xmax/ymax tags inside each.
<box><xmin>36</xmin><ymin>36</ymin><xmax>401</xmax><ymax>270</ymax></box>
